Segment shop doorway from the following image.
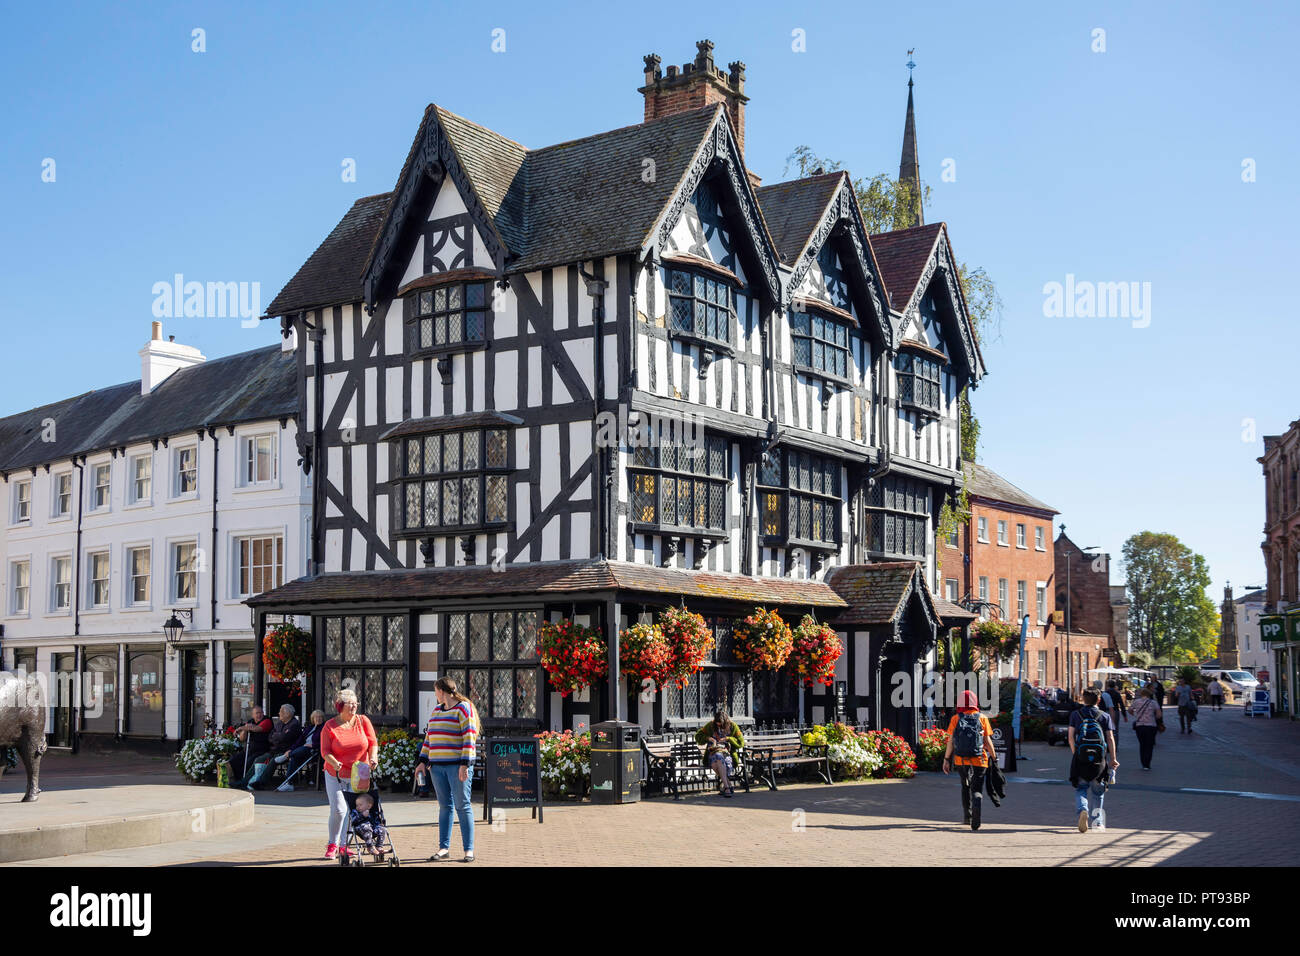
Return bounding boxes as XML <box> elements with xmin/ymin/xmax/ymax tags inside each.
<box><xmin>183</xmin><ymin>648</ymin><xmax>208</xmax><ymax>739</ymax></box>
<box><xmin>52</xmin><ymin>653</ymin><xmax>74</xmax><ymax>748</ymax></box>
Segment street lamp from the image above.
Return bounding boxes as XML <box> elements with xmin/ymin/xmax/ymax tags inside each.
<box><xmin>162</xmin><ymin>608</ymin><xmax>193</xmax><ymax>655</ymax></box>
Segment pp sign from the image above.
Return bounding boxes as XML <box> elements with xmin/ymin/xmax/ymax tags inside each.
<box><xmin>1260</xmin><ymin>616</ymin><xmax>1285</xmax><ymax>642</ymax></box>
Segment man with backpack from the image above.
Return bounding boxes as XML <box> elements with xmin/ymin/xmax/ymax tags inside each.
<box><xmin>1069</xmin><ymin>690</ymin><xmax>1119</xmax><ymax>832</ymax></box>
<box><xmin>942</xmin><ymin>689</ymin><xmax>997</xmax><ymax>831</ymax></box>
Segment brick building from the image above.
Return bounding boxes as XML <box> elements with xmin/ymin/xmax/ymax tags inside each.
<box><xmin>1259</xmin><ymin>418</ymin><xmax>1300</xmax><ymax>717</ymax></box>
<box><xmin>939</xmin><ymin>462</ymin><xmax>1059</xmax><ymax>686</ymax></box>
<box><xmin>1055</xmin><ymin>528</ymin><xmax>1125</xmax><ymax>692</ymax></box>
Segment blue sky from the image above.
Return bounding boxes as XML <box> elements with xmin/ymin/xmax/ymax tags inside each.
<box><xmin>1</xmin><ymin>0</ymin><xmax>1295</xmax><ymax>599</ymax></box>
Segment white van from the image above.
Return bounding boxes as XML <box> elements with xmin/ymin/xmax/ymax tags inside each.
<box><xmin>1200</xmin><ymin>669</ymin><xmax>1260</xmax><ymax>697</ymax></box>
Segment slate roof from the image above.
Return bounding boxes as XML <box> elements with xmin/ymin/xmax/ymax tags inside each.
<box><xmin>269</xmin><ymin>104</ymin><xmax>726</xmax><ymax>315</ymax></box>
<box><xmin>0</xmin><ymin>346</ymin><xmax>297</xmax><ymax>473</ymax></box>
<box><xmin>869</xmin><ymin>222</ymin><xmax>945</xmax><ymax>311</ymax></box>
<box><xmin>755</xmin><ymin>172</ymin><xmax>845</xmax><ymax>264</ymax></box>
<box><xmin>825</xmin><ymin>561</ymin><xmax>934</xmax><ymax>627</ymax></box>
<box><xmin>964</xmin><ymin>462</ymin><xmax>1057</xmax><ymax>515</ymax></box>
<box><xmin>246</xmin><ymin>558</ymin><xmax>847</xmax><ymax>609</ymax></box>
<box><xmin>267</xmin><ymin>193</ymin><xmax>392</xmax><ymax>316</ymax></box>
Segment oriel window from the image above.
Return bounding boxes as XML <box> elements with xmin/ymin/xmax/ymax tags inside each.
<box><xmin>895</xmin><ymin>351</ymin><xmax>942</xmax><ymax>412</ymax></box>
<box><xmin>629</xmin><ymin>432</ymin><xmax>728</xmax><ymax>533</ymax></box>
<box><xmin>791</xmin><ymin>309</ymin><xmax>850</xmax><ymax>379</ymax></box>
<box><xmin>756</xmin><ymin>448</ymin><xmax>841</xmax><ymax>547</ymax></box>
<box><xmin>408</xmin><ymin>281</ymin><xmax>491</xmax><ymax>354</ymax></box>
<box><xmin>395</xmin><ymin>427</ymin><xmax>510</xmax><ymax>534</ymax></box>
<box><xmin>666</xmin><ymin>268</ymin><xmax>734</xmax><ymax>346</ymax></box>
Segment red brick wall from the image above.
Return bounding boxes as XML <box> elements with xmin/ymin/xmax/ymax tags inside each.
<box><xmin>940</xmin><ymin>501</ymin><xmax>1059</xmax><ymax>687</ymax></box>
<box><xmin>642</xmin><ymin>74</ymin><xmax>746</xmax><ymax>154</ymax></box>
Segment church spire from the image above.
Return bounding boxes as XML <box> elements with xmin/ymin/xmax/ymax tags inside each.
<box><xmin>898</xmin><ymin>51</ymin><xmax>923</xmax><ymax>227</ymax></box>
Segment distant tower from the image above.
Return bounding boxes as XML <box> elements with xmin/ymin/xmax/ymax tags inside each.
<box><xmin>1219</xmin><ymin>583</ymin><xmax>1240</xmax><ymax>668</ymax></box>
<box><xmin>898</xmin><ymin>52</ymin><xmax>923</xmax><ymax>227</ymax></box>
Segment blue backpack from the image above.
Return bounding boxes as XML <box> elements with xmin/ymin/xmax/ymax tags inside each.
<box><xmin>1074</xmin><ymin>707</ymin><xmax>1107</xmax><ymax>780</ymax></box>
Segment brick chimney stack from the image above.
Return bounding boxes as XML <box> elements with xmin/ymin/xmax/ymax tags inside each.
<box><xmin>640</xmin><ymin>40</ymin><xmax>751</xmax><ymax>163</ymax></box>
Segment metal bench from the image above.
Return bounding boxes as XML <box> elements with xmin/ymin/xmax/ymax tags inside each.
<box><xmin>744</xmin><ymin>731</ymin><xmax>833</xmax><ymax>790</ymax></box>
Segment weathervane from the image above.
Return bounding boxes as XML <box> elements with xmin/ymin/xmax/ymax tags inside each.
<box><xmin>907</xmin><ymin>49</ymin><xmax>915</xmax><ymax>78</ymax></box>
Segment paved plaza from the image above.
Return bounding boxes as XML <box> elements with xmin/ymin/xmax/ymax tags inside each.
<box><xmin>5</xmin><ymin>703</ymin><xmax>1297</xmax><ymax>867</ymax></box>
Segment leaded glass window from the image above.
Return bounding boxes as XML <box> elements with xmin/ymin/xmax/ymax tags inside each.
<box><xmin>659</xmin><ymin>616</ymin><xmax>750</xmax><ymax>723</ymax></box>
<box><xmin>408</xmin><ymin>281</ymin><xmax>490</xmax><ymax>354</ymax></box>
<box><xmin>394</xmin><ymin>427</ymin><xmax>510</xmax><ymax>534</ymax></box>
<box><xmin>791</xmin><ymin>308</ymin><xmax>850</xmax><ymax>379</ymax></box>
<box><xmin>865</xmin><ymin>475</ymin><xmax>931</xmax><ymax>561</ymax></box>
<box><xmin>666</xmin><ymin>268</ymin><xmax>734</xmax><ymax>345</ymax></box>
<box><xmin>895</xmin><ymin>350</ymin><xmax>943</xmax><ymax>412</ymax></box>
<box><xmin>755</xmin><ymin>448</ymin><xmax>841</xmax><ymax>547</ymax></box>
<box><xmin>317</xmin><ymin>614</ymin><xmax>407</xmax><ymax>721</ymax></box>
<box><xmin>442</xmin><ymin>609</ymin><xmax>542</xmax><ymax>723</ymax></box>
<box><xmin>628</xmin><ymin>432</ymin><xmax>728</xmax><ymax>533</ymax></box>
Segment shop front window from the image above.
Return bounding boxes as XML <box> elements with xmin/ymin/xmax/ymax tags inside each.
<box><xmin>127</xmin><ymin>648</ymin><xmax>163</xmax><ymax>736</ymax></box>
<box><xmin>83</xmin><ymin>653</ymin><xmax>118</xmax><ymax>733</ymax></box>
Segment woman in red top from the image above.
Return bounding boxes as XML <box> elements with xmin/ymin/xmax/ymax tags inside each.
<box><xmin>320</xmin><ymin>687</ymin><xmax>377</xmax><ymax>859</ymax></box>
<box><xmin>942</xmin><ymin>688</ymin><xmax>996</xmax><ymax>830</ymax></box>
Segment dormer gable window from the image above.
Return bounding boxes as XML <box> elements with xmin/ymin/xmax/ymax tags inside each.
<box><xmin>666</xmin><ymin>264</ymin><xmax>735</xmax><ymax>350</ymax></box>
<box><xmin>895</xmin><ymin>343</ymin><xmax>944</xmax><ymax>415</ymax></box>
<box><xmin>791</xmin><ymin>305</ymin><xmax>851</xmax><ymax>381</ymax></box>
<box><xmin>405</xmin><ymin>278</ymin><xmax>492</xmax><ymax>357</ymax></box>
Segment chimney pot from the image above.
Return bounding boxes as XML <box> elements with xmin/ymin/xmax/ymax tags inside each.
<box><xmin>152</xmin><ymin>320</ymin><xmax>162</xmax><ymax>341</ymax></box>
<box><xmin>168</xmin><ymin>335</ymin><xmax>175</xmax><ymax>342</ymax></box>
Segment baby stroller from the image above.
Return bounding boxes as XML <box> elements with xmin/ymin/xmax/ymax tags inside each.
<box><xmin>339</xmin><ymin>788</ymin><xmax>401</xmax><ymax>867</ymax></box>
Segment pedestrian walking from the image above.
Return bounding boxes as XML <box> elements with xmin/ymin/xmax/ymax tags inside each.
<box><xmin>1130</xmin><ymin>687</ymin><xmax>1163</xmax><ymax>770</ymax></box>
<box><xmin>942</xmin><ymin>689</ymin><xmax>997</xmax><ymax>831</ymax></box>
<box><xmin>1069</xmin><ymin>690</ymin><xmax>1118</xmax><ymax>832</ymax></box>
<box><xmin>1208</xmin><ymin>680</ymin><xmax>1224</xmax><ymax>711</ymax></box>
<box><xmin>320</xmin><ymin>688</ymin><xmax>378</xmax><ymax>860</ymax></box>
<box><xmin>1174</xmin><ymin>678</ymin><xmax>1197</xmax><ymax>733</ymax></box>
<box><xmin>417</xmin><ymin>676</ymin><xmax>480</xmax><ymax>863</ymax></box>
<box><xmin>1101</xmin><ymin>680</ymin><xmax>1127</xmax><ymax>751</ymax></box>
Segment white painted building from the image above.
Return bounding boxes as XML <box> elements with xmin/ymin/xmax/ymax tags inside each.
<box><xmin>1234</xmin><ymin>589</ymin><xmax>1271</xmax><ymax>678</ymax></box>
<box><xmin>0</xmin><ymin>324</ymin><xmax>310</xmax><ymax>753</ymax></box>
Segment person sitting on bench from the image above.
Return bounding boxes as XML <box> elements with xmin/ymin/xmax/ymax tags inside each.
<box><xmin>696</xmin><ymin>710</ymin><xmax>745</xmax><ymax>798</ymax></box>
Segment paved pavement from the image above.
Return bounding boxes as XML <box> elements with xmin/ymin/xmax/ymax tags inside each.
<box><xmin>8</xmin><ymin>703</ymin><xmax>1298</xmax><ymax>867</ymax></box>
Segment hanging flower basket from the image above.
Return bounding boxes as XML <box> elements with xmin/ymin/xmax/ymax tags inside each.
<box><xmin>731</xmin><ymin>607</ymin><xmax>793</xmax><ymax>672</ymax></box>
<box><xmin>619</xmin><ymin>622</ymin><xmax>672</xmax><ymax>689</ymax></box>
<box><xmin>971</xmin><ymin>618</ymin><xmax>1020</xmax><ymax>661</ymax></box>
<box><xmin>658</xmin><ymin>605</ymin><xmax>714</xmax><ymax>688</ymax></box>
<box><xmin>539</xmin><ymin>619</ymin><xmax>608</xmax><ymax>697</ymax></box>
<box><xmin>262</xmin><ymin>623</ymin><xmax>313</xmax><ymax>696</ymax></box>
<box><xmin>790</xmin><ymin>615</ymin><xmax>843</xmax><ymax>688</ymax></box>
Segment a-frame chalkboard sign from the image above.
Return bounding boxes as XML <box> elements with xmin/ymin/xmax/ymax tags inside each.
<box><xmin>482</xmin><ymin>737</ymin><xmax>544</xmax><ymax>824</ymax></box>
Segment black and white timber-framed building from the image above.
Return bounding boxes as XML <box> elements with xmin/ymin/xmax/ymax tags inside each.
<box><xmin>248</xmin><ymin>40</ymin><xmax>986</xmax><ymax>744</ymax></box>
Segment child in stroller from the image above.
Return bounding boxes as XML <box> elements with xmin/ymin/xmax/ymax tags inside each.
<box><xmin>340</xmin><ymin>789</ymin><xmax>400</xmax><ymax>867</ymax></box>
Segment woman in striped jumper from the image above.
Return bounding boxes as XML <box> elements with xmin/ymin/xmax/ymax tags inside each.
<box><xmin>417</xmin><ymin>676</ymin><xmax>481</xmax><ymax>862</ymax></box>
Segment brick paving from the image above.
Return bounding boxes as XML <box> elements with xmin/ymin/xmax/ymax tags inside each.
<box><xmin>10</xmin><ymin>703</ymin><xmax>1299</xmax><ymax>867</ymax></box>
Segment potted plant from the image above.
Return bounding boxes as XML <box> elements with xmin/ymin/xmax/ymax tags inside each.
<box><xmin>970</xmin><ymin>618</ymin><xmax>1020</xmax><ymax>662</ymax></box>
<box><xmin>731</xmin><ymin>607</ymin><xmax>793</xmax><ymax>672</ymax></box>
<box><xmin>534</xmin><ymin>730</ymin><xmax>592</xmax><ymax>798</ymax></box>
<box><xmin>375</xmin><ymin>726</ymin><xmax>421</xmax><ymax>791</ymax></box>
<box><xmin>539</xmin><ymin>619</ymin><xmax>608</xmax><ymax>697</ymax></box>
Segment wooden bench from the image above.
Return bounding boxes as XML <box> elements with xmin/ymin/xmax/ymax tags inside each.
<box><xmin>744</xmin><ymin>732</ymin><xmax>833</xmax><ymax>790</ymax></box>
<box><xmin>641</xmin><ymin>738</ymin><xmax>752</xmax><ymax>799</ymax></box>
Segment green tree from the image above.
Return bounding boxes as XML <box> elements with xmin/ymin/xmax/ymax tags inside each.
<box><xmin>1122</xmin><ymin>532</ymin><xmax>1221</xmax><ymax>664</ymax></box>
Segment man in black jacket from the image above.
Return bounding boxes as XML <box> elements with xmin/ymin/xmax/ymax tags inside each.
<box><xmin>235</xmin><ymin>705</ymin><xmax>301</xmax><ymax>790</ymax></box>
<box><xmin>276</xmin><ymin>709</ymin><xmax>325</xmax><ymax>791</ymax></box>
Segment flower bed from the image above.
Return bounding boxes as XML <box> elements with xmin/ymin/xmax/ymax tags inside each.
<box><xmin>801</xmin><ymin>723</ymin><xmax>883</xmax><ymax>779</ymax></box>
<box><xmin>789</xmin><ymin>615</ymin><xmax>843</xmax><ymax>687</ymax></box>
<box><xmin>534</xmin><ymin>730</ymin><xmax>591</xmax><ymax>798</ymax></box>
<box><xmin>916</xmin><ymin>727</ymin><xmax>950</xmax><ymax>772</ymax></box>
<box><xmin>539</xmin><ymin>619</ymin><xmax>607</xmax><ymax>696</ymax></box>
<box><xmin>176</xmin><ymin>730</ymin><xmax>240</xmax><ymax>782</ymax></box>
<box><xmin>375</xmin><ymin>726</ymin><xmax>421</xmax><ymax>789</ymax></box>
<box><xmin>731</xmin><ymin>607</ymin><xmax>793</xmax><ymax>671</ymax></box>
<box><xmin>864</xmin><ymin>729</ymin><xmax>917</xmax><ymax>778</ymax></box>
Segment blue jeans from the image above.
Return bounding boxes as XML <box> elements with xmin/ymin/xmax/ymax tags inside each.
<box><xmin>429</xmin><ymin>763</ymin><xmax>474</xmax><ymax>852</ymax></box>
<box><xmin>1075</xmin><ymin>779</ymin><xmax>1106</xmax><ymax>824</ymax></box>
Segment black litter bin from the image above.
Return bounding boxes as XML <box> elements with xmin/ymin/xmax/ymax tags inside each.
<box><xmin>590</xmin><ymin>721</ymin><xmax>641</xmax><ymax>804</ymax></box>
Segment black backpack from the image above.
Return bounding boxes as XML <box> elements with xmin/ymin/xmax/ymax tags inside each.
<box><xmin>1074</xmin><ymin>707</ymin><xmax>1107</xmax><ymax>780</ymax></box>
<box><xmin>953</xmin><ymin>712</ymin><xmax>984</xmax><ymax>758</ymax></box>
